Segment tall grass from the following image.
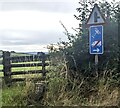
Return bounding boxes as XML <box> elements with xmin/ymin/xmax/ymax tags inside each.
<box><xmin>1</xmin><ymin>67</ymin><xmax>119</xmax><ymax>106</ymax></box>
<box><xmin>43</xmin><ymin>68</ymin><xmax>119</xmax><ymax>106</ymax></box>
<box><xmin>41</xmin><ymin>53</ymin><xmax>120</xmax><ymax>106</ymax></box>
<box><xmin>1</xmin><ymin>52</ymin><xmax>120</xmax><ymax>107</ymax></box>
<box><xmin>2</xmin><ymin>83</ymin><xmax>27</xmax><ymax>106</ymax></box>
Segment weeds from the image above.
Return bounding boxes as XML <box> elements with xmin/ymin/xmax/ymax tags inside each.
<box><xmin>1</xmin><ymin>53</ymin><xmax>120</xmax><ymax>106</ymax></box>
<box><xmin>42</xmin><ymin>56</ymin><xmax>120</xmax><ymax>106</ymax></box>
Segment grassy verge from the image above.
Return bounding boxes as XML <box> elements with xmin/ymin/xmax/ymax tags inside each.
<box><xmin>1</xmin><ymin>69</ymin><xmax>120</xmax><ymax>106</ymax></box>
<box><xmin>43</xmin><ymin>70</ymin><xmax>120</xmax><ymax>106</ymax></box>
<box><xmin>1</xmin><ymin>77</ymin><xmax>45</xmax><ymax>107</ymax></box>
<box><xmin>1</xmin><ymin>56</ymin><xmax>119</xmax><ymax>106</ymax></box>
<box><xmin>2</xmin><ymin>83</ymin><xmax>27</xmax><ymax>106</ymax></box>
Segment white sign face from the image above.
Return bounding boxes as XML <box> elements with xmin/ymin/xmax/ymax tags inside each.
<box><xmin>86</xmin><ymin>4</ymin><xmax>105</xmax><ymax>25</ymax></box>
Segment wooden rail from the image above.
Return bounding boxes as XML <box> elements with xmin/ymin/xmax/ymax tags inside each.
<box><xmin>11</xmin><ymin>55</ymin><xmax>44</xmax><ymax>63</ymax></box>
<box><xmin>11</xmin><ymin>63</ymin><xmax>49</xmax><ymax>67</ymax></box>
<box><xmin>1</xmin><ymin>51</ymin><xmax>49</xmax><ymax>85</ymax></box>
<box><xmin>11</xmin><ymin>70</ymin><xmax>45</xmax><ymax>75</ymax></box>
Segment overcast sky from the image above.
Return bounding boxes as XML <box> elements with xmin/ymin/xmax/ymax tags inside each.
<box><xmin>0</xmin><ymin>0</ymin><xmax>80</xmax><ymax>52</ymax></box>
<box><xmin>0</xmin><ymin>0</ymin><xmax>119</xmax><ymax>52</ymax></box>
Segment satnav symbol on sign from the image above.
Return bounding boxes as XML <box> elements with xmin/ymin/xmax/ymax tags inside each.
<box><xmin>92</xmin><ymin>28</ymin><xmax>101</xmax><ymax>38</ymax></box>
<box><xmin>95</xmin><ymin>28</ymin><xmax>101</xmax><ymax>34</ymax></box>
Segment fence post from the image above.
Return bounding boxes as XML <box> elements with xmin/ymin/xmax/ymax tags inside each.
<box><xmin>3</xmin><ymin>51</ymin><xmax>11</xmax><ymax>86</ymax></box>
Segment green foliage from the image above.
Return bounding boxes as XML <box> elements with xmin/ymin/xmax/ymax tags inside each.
<box><xmin>2</xmin><ymin>80</ymin><xmax>39</xmax><ymax>106</ymax></box>
<box><xmin>43</xmin><ymin>68</ymin><xmax>119</xmax><ymax>106</ymax></box>
<box><xmin>51</xmin><ymin>0</ymin><xmax>120</xmax><ymax>78</ymax></box>
<box><xmin>43</xmin><ymin>53</ymin><xmax>119</xmax><ymax>106</ymax></box>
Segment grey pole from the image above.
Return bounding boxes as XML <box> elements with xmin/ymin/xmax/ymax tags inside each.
<box><xmin>95</xmin><ymin>54</ymin><xmax>98</xmax><ymax>77</ymax></box>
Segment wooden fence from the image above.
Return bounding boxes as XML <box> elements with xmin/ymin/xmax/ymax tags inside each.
<box><xmin>0</xmin><ymin>51</ymin><xmax>49</xmax><ymax>85</ymax></box>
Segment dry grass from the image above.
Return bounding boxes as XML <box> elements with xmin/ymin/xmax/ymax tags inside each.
<box><xmin>43</xmin><ymin>68</ymin><xmax>120</xmax><ymax>106</ymax></box>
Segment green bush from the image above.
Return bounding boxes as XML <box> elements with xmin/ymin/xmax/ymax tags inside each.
<box><xmin>53</xmin><ymin>1</ymin><xmax>119</xmax><ymax>79</ymax></box>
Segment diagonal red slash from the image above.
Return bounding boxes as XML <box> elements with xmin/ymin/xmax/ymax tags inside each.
<box><xmin>94</xmin><ymin>40</ymin><xmax>100</xmax><ymax>47</ymax></box>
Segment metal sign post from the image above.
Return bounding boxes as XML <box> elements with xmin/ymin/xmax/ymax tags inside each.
<box><xmin>95</xmin><ymin>54</ymin><xmax>98</xmax><ymax>76</ymax></box>
<box><xmin>86</xmin><ymin>3</ymin><xmax>105</xmax><ymax>76</ymax></box>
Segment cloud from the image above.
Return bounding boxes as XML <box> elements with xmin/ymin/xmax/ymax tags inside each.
<box><xmin>0</xmin><ymin>0</ymin><xmax>79</xmax><ymax>52</ymax></box>
<box><xmin>0</xmin><ymin>29</ymin><xmax>68</xmax><ymax>46</ymax></box>
<box><xmin>0</xmin><ymin>0</ymin><xmax>77</xmax><ymax>2</ymax></box>
<box><xmin>0</xmin><ymin>0</ymin><xmax>79</xmax><ymax>13</ymax></box>
<box><xmin>0</xmin><ymin>11</ymin><xmax>78</xmax><ymax>31</ymax></box>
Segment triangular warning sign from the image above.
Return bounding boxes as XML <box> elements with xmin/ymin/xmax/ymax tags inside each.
<box><xmin>86</xmin><ymin>4</ymin><xmax>105</xmax><ymax>25</ymax></box>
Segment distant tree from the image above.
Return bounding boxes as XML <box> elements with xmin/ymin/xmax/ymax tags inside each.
<box><xmin>11</xmin><ymin>51</ymin><xmax>15</xmax><ymax>53</ymax></box>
